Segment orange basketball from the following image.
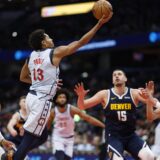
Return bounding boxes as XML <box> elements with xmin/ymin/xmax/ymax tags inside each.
<box><xmin>92</xmin><ymin>0</ymin><xmax>112</xmax><ymax>20</ymax></box>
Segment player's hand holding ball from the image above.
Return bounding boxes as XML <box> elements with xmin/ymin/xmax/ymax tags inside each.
<box><xmin>92</xmin><ymin>0</ymin><xmax>113</xmax><ymax>25</ymax></box>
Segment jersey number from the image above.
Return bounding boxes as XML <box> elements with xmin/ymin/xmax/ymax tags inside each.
<box><xmin>117</xmin><ymin>111</ymin><xmax>127</xmax><ymax>121</ymax></box>
<box><xmin>59</xmin><ymin>122</ymin><xmax>67</xmax><ymax>128</ymax></box>
<box><xmin>33</xmin><ymin>68</ymin><xmax>44</xmax><ymax>81</ymax></box>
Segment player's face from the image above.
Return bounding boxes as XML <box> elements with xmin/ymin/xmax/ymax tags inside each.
<box><xmin>56</xmin><ymin>94</ymin><xmax>67</xmax><ymax>107</ymax></box>
<box><xmin>43</xmin><ymin>34</ymin><xmax>54</xmax><ymax>48</ymax></box>
<box><xmin>112</xmin><ymin>70</ymin><xmax>127</xmax><ymax>86</ymax></box>
<box><xmin>19</xmin><ymin>98</ymin><xmax>26</xmax><ymax>110</ymax></box>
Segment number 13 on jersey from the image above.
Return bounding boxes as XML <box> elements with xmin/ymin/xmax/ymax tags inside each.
<box><xmin>117</xmin><ymin>111</ymin><xmax>127</xmax><ymax>121</ymax></box>
<box><xmin>33</xmin><ymin>68</ymin><xmax>44</xmax><ymax>81</ymax></box>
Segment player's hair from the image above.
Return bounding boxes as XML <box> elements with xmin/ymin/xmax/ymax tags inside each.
<box><xmin>19</xmin><ymin>96</ymin><xmax>26</xmax><ymax>103</ymax></box>
<box><xmin>112</xmin><ymin>69</ymin><xmax>126</xmax><ymax>77</ymax></box>
<box><xmin>29</xmin><ymin>29</ymin><xmax>46</xmax><ymax>50</ymax></box>
<box><xmin>53</xmin><ymin>89</ymin><xmax>70</xmax><ymax>105</ymax></box>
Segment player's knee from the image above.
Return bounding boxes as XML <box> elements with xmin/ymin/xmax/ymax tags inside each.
<box><xmin>138</xmin><ymin>146</ymin><xmax>155</xmax><ymax>160</ymax></box>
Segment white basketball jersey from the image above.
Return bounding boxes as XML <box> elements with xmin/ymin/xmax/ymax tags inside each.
<box><xmin>154</xmin><ymin>122</ymin><xmax>160</xmax><ymax>145</ymax></box>
<box><xmin>53</xmin><ymin>104</ymin><xmax>74</xmax><ymax>138</ymax></box>
<box><xmin>28</xmin><ymin>48</ymin><xmax>59</xmax><ymax>98</ymax></box>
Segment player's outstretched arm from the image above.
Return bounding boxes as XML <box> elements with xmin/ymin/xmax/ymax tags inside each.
<box><xmin>71</xmin><ymin>106</ymin><xmax>105</xmax><ymax>128</ymax></box>
<box><xmin>74</xmin><ymin>83</ymin><xmax>106</xmax><ymax>110</ymax></box>
<box><xmin>7</xmin><ymin>113</ymin><xmax>19</xmax><ymax>137</ymax></box>
<box><xmin>47</xmin><ymin>109</ymin><xmax>55</xmax><ymax>130</ymax></box>
<box><xmin>52</xmin><ymin>13</ymin><xmax>113</xmax><ymax>66</ymax></box>
<box><xmin>20</xmin><ymin>60</ymin><xmax>31</xmax><ymax>84</ymax></box>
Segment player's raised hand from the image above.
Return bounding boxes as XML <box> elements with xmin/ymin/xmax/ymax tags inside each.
<box><xmin>74</xmin><ymin>83</ymin><xmax>90</xmax><ymax>97</ymax></box>
<box><xmin>139</xmin><ymin>88</ymin><xmax>150</xmax><ymax>100</ymax></box>
<box><xmin>98</xmin><ymin>12</ymin><xmax>113</xmax><ymax>25</ymax></box>
<box><xmin>145</xmin><ymin>81</ymin><xmax>154</xmax><ymax>95</ymax></box>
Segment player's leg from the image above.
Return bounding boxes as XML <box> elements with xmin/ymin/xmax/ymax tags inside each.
<box><xmin>138</xmin><ymin>144</ymin><xmax>155</xmax><ymax>160</ymax></box>
<box><xmin>28</xmin><ymin>127</ymin><xmax>48</xmax><ymax>150</ymax></box>
<box><xmin>127</xmin><ymin>133</ymin><xmax>155</xmax><ymax>160</ymax></box>
<box><xmin>13</xmin><ymin>131</ymin><xmax>38</xmax><ymax>160</ymax></box>
<box><xmin>151</xmin><ymin>145</ymin><xmax>160</xmax><ymax>160</ymax></box>
<box><xmin>53</xmin><ymin>140</ymin><xmax>65</xmax><ymax>160</ymax></box>
<box><xmin>107</xmin><ymin>135</ymin><xmax>125</xmax><ymax>160</ymax></box>
<box><xmin>64</xmin><ymin>138</ymin><xmax>74</xmax><ymax>160</ymax></box>
<box><xmin>13</xmin><ymin>127</ymin><xmax>48</xmax><ymax>160</ymax></box>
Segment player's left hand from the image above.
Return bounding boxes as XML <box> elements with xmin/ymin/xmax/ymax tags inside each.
<box><xmin>74</xmin><ymin>82</ymin><xmax>90</xmax><ymax>97</ymax></box>
<box><xmin>1</xmin><ymin>139</ymin><xmax>15</xmax><ymax>151</ymax></box>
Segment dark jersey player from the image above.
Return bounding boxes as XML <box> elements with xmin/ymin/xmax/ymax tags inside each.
<box><xmin>74</xmin><ymin>69</ymin><xmax>155</xmax><ymax>160</ymax></box>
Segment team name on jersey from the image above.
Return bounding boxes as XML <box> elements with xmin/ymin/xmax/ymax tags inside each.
<box><xmin>33</xmin><ymin>58</ymin><xmax>44</xmax><ymax>65</ymax></box>
<box><xmin>110</xmin><ymin>103</ymin><xmax>131</xmax><ymax>110</ymax></box>
<box><xmin>57</xmin><ymin>117</ymin><xmax>70</xmax><ymax>121</ymax></box>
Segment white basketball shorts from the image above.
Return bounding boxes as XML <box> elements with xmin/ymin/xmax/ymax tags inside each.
<box><xmin>24</xmin><ymin>92</ymin><xmax>52</xmax><ymax>136</ymax></box>
<box><xmin>52</xmin><ymin>135</ymin><xmax>74</xmax><ymax>157</ymax></box>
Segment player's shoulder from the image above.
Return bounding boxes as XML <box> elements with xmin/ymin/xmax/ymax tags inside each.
<box><xmin>98</xmin><ymin>89</ymin><xmax>109</xmax><ymax>97</ymax></box>
<box><xmin>130</xmin><ymin>88</ymin><xmax>140</xmax><ymax>94</ymax></box>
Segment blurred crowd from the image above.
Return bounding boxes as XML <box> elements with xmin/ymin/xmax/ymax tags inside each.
<box><xmin>0</xmin><ymin>0</ymin><xmax>160</xmax><ymax>49</ymax></box>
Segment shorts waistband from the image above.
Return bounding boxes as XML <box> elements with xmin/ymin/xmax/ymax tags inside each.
<box><xmin>62</xmin><ymin>135</ymin><xmax>74</xmax><ymax>138</ymax></box>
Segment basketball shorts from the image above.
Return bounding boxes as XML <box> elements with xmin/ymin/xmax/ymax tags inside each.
<box><xmin>107</xmin><ymin>133</ymin><xmax>146</xmax><ymax>159</ymax></box>
<box><xmin>52</xmin><ymin>135</ymin><xmax>74</xmax><ymax>157</ymax></box>
<box><xmin>24</xmin><ymin>92</ymin><xmax>52</xmax><ymax>136</ymax></box>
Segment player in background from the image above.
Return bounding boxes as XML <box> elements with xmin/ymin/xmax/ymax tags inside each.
<box><xmin>11</xmin><ymin>13</ymin><xmax>113</xmax><ymax>160</ymax></box>
<box><xmin>48</xmin><ymin>89</ymin><xmax>105</xmax><ymax>160</ymax></box>
<box><xmin>7</xmin><ymin>96</ymin><xmax>27</xmax><ymax>147</ymax></box>
<box><xmin>0</xmin><ymin>96</ymin><xmax>28</xmax><ymax>159</ymax></box>
<box><xmin>74</xmin><ymin>69</ymin><xmax>155</xmax><ymax>160</ymax></box>
<box><xmin>141</xmin><ymin>81</ymin><xmax>160</xmax><ymax>159</ymax></box>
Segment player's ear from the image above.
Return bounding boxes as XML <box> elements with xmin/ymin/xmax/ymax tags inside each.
<box><xmin>41</xmin><ymin>40</ymin><xmax>46</xmax><ymax>47</ymax></box>
<box><xmin>125</xmin><ymin>76</ymin><xmax>127</xmax><ymax>82</ymax></box>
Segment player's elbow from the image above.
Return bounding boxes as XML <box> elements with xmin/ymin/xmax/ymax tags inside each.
<box><xmin>7</xmin><ymin>124</ymin><xmax>11</xmax><ymax>132</ymax></box>
<box><xmin>20</xmin><ymin>74</ymin><xmax>24</xmax><ymax>82</ymax></box>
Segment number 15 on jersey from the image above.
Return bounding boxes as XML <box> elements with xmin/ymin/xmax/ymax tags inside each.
<box><xmin>117</xmin><ymin>111</ymin><xmax>127</xmax><ymax>121</ymax></box>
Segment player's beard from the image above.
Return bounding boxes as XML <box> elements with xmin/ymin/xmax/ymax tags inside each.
<box><xmin>57</xmin><ymin>101</ymin><xmax>67</xmax><ymax>108</ymax></box>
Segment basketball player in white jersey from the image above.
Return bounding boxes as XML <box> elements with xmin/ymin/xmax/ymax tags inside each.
<box><xmin>8</xmin><ymin>14</ymin><xmax>113</xmax><ymax>160</ymax></box>
<box><xmin>48</xmin><ymin>88</ymin><xmax>105</xmax><ymax>160</ymax></box>
<box><xmin>141</xmin><ymin>81</ymin><xmax>160</xmax><ymax>159</ymax></box>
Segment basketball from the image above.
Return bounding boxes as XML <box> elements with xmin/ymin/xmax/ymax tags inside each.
<box><xmin>92</xmin><ymin>0</ymin><xmax>112</xmax><ymax>20</ymax></box>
